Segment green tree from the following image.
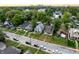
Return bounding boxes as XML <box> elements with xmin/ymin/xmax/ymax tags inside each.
<box><xmin>53</xmin><ymin>19</ymin><xmax>62</xmax><ymax>33</ymax></box>
<box><xmin>76</xmin><ymin>13</ymin><xmax>79</xmax><ymax>20</ymax></box>
<box><xmin>11</xmin><ymin>14</ymin><xmax>24</xmax><ymax>26</ymax></box>
<box><xmin>0</xmin><ymin>9</ymin><xmax>6</xmax><ymax>22</ymax></box>
<box><xmin>5</xmin><ymin>10</ymin><xmax>22</xmax><ymax>20</ymax></box>
<box><xmin>0</xmin><ymin>14</ymin><xmax>5</xmax><ymax>22</ymax></box>
<box><xmin>45</xmin><ymin>8</ymin><xmax>53</xmax><ymax>16</ymax></box>
<box><xmin>62</xmin><ymin>12</ymin><xmax>71</xmax><ymax>23</ymax></box>
<box><xmin>22</xmin><ymin>10</ymin><xmax>32</xmax><ymax>21</ymax></box>
<box><xmin>0</xmin><ymin>30</ymin><xmax>5</xmax><ymax>42</ymax></box>
<box><xmin>67</xmin><ymin>39</ymin><xmax>76</xmax><ymax>48</ymax></box>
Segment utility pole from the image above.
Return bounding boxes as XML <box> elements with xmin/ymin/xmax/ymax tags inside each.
<box><xmin>68</xmin><ymin>25</ymin><xmax>70</xmax><ymax>40</ymax></box>
<box><xmin>29</xmin><ymin>33</ymin><xmax>31</xmax><ymax>44</ymax></box>
<box><xmin>75</xmin><ymin>40</ymin><xmax>78</xmax><ymax>49</ymax></box>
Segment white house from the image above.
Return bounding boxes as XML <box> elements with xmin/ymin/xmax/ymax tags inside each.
<box><xmin>38</xmin><ymin>9</ymin><xmax>46</xmax><ymax>12</ymax></box>
<box><xmin>69</xmin><ymin>28</ymin><xmax>79</xmax><ymax>39</ymax></box>
<box><xmin>53</xmin><ymin>11</ymin><xmax>62</xmax><ymax>19</ymax></box>
<box><xmin>23</xmin><ymin>9</ymin><xmax>30</xmax><ymax>12</ymax></box>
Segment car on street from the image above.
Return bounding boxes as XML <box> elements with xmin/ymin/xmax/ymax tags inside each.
<box><xmin>34</xmin><ymin>44</ymin><xmax>39</xmax><ymax>47</ymax></box>
<box><xmin>39</xmin><ymin>45</ymin><xmax>46</xmax><ymax>50</ymax></box>
<box><xmin>25</xmin><ymin>41</ymin><xmax>31</xmax><ymax>45</ymax></box>
<box><xmin>13</xmin><ymin>38</ymin><xmax>18</xmax><ymax>41</ymax></box>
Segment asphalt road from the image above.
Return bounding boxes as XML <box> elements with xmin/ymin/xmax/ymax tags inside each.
<box><xmin>4</xmin><ymin>32</ymin><xmax>79</xmax><ymax>54</ymax></box>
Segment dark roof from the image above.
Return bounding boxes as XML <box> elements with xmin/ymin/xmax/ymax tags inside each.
<box><xmin>0</xmin><ymin>46</ymin><xmax>21</xmax><ymax>54</ymax></box>
<box><xmin>19</xmin><ymin>22</ymin><xmax>29</xmax><ymax>29</ymax></box>
<box><xmin>0</xmin><ymin>42</ymin><xmax>21</xmax><ymax>54</ymax></box>
<box><xmin>44</xmin><ymin>24</ymin><xmax>54</xmax><ymax>34</ymax></box>
<box><xmin>19</xmin><ymin>22</ymin><xmax>33</xmax><ymax>31</ymax></box>
<box><xmin>73</xmin><ymin>20</ymin><xmax>79</xmax><ymax>26</ymax></box>
<box><xmin>3</xmin><ymin>20</ymin><xmax>15</xmax><ymax>29</ymax></box>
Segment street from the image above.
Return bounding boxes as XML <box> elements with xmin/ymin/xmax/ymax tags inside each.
<box><xmin>4</xmin><ymin>32</ymin><xmax>79</xmax><ymax>54</ymax></box>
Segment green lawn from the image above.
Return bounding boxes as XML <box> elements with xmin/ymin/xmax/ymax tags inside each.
<box><xmin>51</xmin><ymin>35</ymin><xmax>68</xmax><ymax>46</ymax></box>
<box><xmin>37</xmin><ymin>50</ymin><xmax>49</xmax><ymax>54</ymax></box>
<box><xmin>29</xmin><ymin>33</ymin><xmax>68</xmax><ymax>46</ymax></box>
<box><xmin>17</xmin><ymin>44</ymin><xmax>37</xmax><ymax>53</ymax></box>
<box><xmin>15</xmin><ymin>30</ymin><xmax>25</xmax><ymax>35</ymax></box>
<box><xmin>5</xmin><ymin>39</ymin><xmax>19</xmax><ymax>47</ymax></box>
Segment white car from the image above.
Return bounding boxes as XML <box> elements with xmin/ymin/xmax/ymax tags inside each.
<box><xmin>55</xmin><ymin>50</ymin><xmax>59</xmax><ymax>52</ymax></box>
<box><xmin>39</xmin><ymin>45</ymin><xmax>46</xmax><ymax>50</ymax></box>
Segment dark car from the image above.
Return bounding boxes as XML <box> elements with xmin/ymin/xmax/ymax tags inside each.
<box><xmin>34</xmin><ymin>44</ymin><xmax>39</xmax><ymax>47</ymax></box>
<box><xmin>25</xmin><ymin>41</ymin><xmax>31</xmax><ymax>45</ymax></box>
<box><xmin>13</xmin><ymin>38</ymin><xmax>18</xmax><ymax>41</ymax></box>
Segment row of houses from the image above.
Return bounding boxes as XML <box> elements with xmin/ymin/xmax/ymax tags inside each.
<box><xmin>2</xmin><ymin>20</ymin><xmax>54</xmax><ymax>35</ymax></box>
<box><xmin>18</xmin><ymin>21</ymin><xmax>54</xmax><ymax>35</ymax></box>
<box><xmin>1</xmin><ymin>11</ymin><xmax>79</xmax><ymax>40</ymax></box>
<box><xmin>69</xmin><ymin>16</ymin><xmax>79</xmax><ymax>40</ymax></box>
<box><xmin>2</xmin><ymin>18</ymin><xmax>79</xmax><ymax>39</ymax></box>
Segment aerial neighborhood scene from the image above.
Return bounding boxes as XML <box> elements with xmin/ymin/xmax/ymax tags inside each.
<box><xmin>1</xmin><ymin>6</ymin><xmax>79</xmax><ymax>54</ymax></box>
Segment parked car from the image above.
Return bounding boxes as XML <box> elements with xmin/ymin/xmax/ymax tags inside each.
<box><xmin>25</xmin><ymin>41</ymin><xmax>31</xmax><ymax>45</ymax></box>
<box><xmin>34</xmin><ymin>44</ymin><xmax>39</xmax><ymax>47</ymax></box>
<box><xmin>39</xmin><ymin>45</ymin><xmax>46</xmax><ymax>50</ymax></box>
<box><xmin>13</xmin><ymin>38</ymin><xmax>18</xmax><ymax>41</ymax></box>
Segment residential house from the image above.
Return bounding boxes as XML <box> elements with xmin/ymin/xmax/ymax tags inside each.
<box><xmin>34</xmin><ymin>22</ymin><xmax>44</xmax><ymax>33</ymax></box>
<box><xmin>57</xmin><ymin>23</ymin><xmax>67</xmax><ymax>38</ymax></box>
<box><xmin>69</xmin><ymin>28</ymin><xmax>79</xmax><ymax>40</ymax></box>
<box><xmin>23</xmin><ymin>9</ymin><xmax>30</xmax><ymax>13</ymax></box>
<box><xmin>44</xmin><ymin>24</ymin><xmax>54</xmax><ymax>35</ymax></box>
<box><xmin>38</xmin><ymin>8</ymin><xmax>46</xmax><ymax>12</ymax></box>
<box><xmin>0</xmin><ymin>42</ymin><xmax>21</xmax><ymax>54</ymax></box>
<box><xmin>25</xmin><ymin>9</ymin><xmax>30</xmax><ymax>11</ymax></box>
<box><xmin>18</xmin><ymin>21</ymin><xmax>33</xmax><ymax>31</ymax></box>
<box><xmin>70</xmin><ymin>16</ymin><xmax>77</xmax><ymax>20</ymax></box>
<box><xmin>53</xmin><ymin>11</ymin><xmax>62</xmax><ymax>19</ymax></box>
<box><xmin>73</xmin><ymin>20</ymin><xmax>79</xmax><ymax>28</ymax></box>
<box><xmin>59</xmin><ymin>32</ymin><xmax>67</xmax><ymax>38</ymax></box>
<box><xmin>3</xmin><ymin>20</ymin><xmax>15</xmax><ymax>29</ymax></box>
<box><xmin>70</xmin><ymin>16</ymin><xmax>79</xmax><ymax>28</ymax></box>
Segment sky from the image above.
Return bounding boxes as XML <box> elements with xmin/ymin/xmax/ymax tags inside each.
<box><xmin>0</xmin><ymin>0</ymin><xmax>79</xmax><ymax>6</ymax></box>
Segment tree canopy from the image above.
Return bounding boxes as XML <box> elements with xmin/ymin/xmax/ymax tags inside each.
<box><xmin>0</xmin><ymin>30</ymin><xmax>5</xmax><ymax>42</ymax></box>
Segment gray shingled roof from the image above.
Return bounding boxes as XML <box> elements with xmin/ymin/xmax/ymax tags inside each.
<box><xmin>3</xmin><ymin>20</ymin><xmax>15</xmax><ymax>29</ymax></box>
<box><xmin>19</xmin><ymin>21</ymin><xmax>29</xmax><ymax>29</ymax></box>
<box><xmin>0</xmin><ymin>42</ymin><xmax>21</xmax><ymax>54</ymax></box>
<box><xmin>19</xmin><ymin>21</ymin><xmax>33</xmax><ymax>31</ymax></box>
<box><xmin>34</xmin><ymin>22</ymin><xmax>44</xmax><ymax>33</ymax></box>
<box><xmin>44</xmin><ymin>24</ymin><xmax>54</xmax><ymax>35</ymax></box>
